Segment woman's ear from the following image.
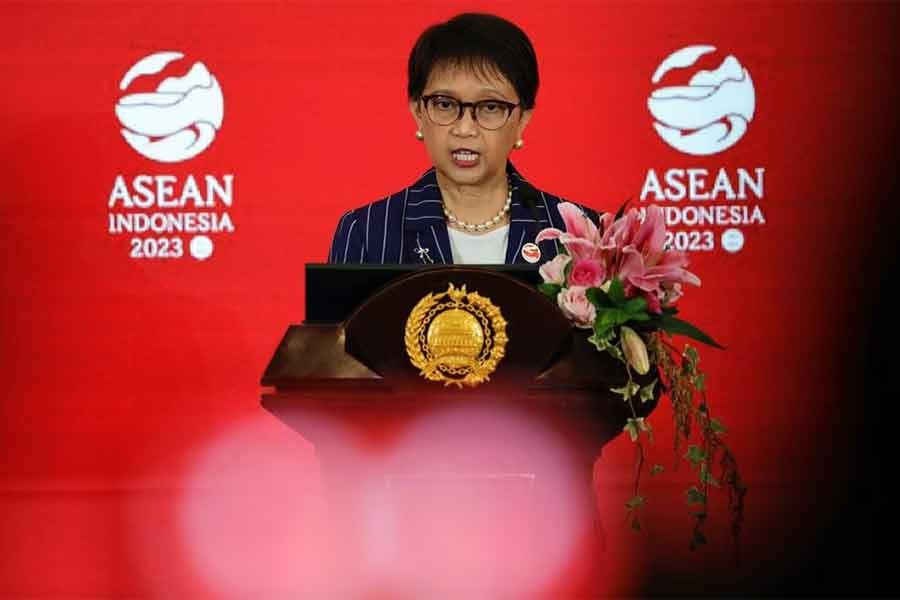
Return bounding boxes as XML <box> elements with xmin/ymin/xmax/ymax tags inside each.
<box><xmin>516</xmin><ymin>109</ymin><xmax>534</xmax><ymax>140</ymax></box>
<box><xmin>409</xmin><ymin>100</ymin><xmax>424</xmax><ymax>131</ymax></box>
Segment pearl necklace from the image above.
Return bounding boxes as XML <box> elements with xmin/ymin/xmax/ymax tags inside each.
<box><xmin>442</xmin><ymin>178</ymin><xmax>512</xmax><ymax>233</ymax></box>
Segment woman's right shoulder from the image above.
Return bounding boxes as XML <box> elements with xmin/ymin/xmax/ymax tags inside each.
<box><xmin>335</xmin><ymin>193</ymin><xmax>394</xmax><ymax>219</ymax></box>
<box><xmin>333</xmin><ymin>169</ymin><xmax>440</xmax><ymax>225</ymax></box>
<box><xmin>331</xmin><ymin>187</ymin><xmax>411</xmax><ymax>234</ymax></box>
<box><xmin>329</xmin><ymin>175</ymin><xmax>440</xmax><ymax>263</ymax></box>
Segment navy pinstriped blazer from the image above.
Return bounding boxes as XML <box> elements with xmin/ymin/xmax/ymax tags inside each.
<box><xmin>328</xmin><ymin>162</ymin><xmax>599</xmax><ymax>265</ymax></box>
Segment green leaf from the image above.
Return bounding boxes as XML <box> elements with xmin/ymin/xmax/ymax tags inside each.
<box><xmin>629</xmin><ymin>312</ymin><xmax>651</xmax><ymax>322</ymax></box>
<box><xmin>595</xmin><ymin>308</ymin><xmax>630</xmax><ymax>337</ymax></box>
<box><xmin>699</xmin><ymin>465</ymin><xmax>721</xmax><ymax>488</ymax></box>
<box><xmin>608</xmin><ymin>278</ymin><xmax>626</xmax><ymax>306</ymax></box>
<box><xmin>658</xmin><ymin>315</ymin><xmax>725</xmax><ymax>349</ymax></box>
<box><xmin>586</xmin><ymin>287</ymin><xmax>615</xmax><ymax>309</ymax></box>
<box><xmin>637</xmin><ymin>417</ymin><xmax>653</xmax><ymax>442</ymax></box>
<box><xmin>684</xmin><ymin>445</ymin><xmax>707</xmax><ymax>468</ymax></box>
<box><xmin>692</xmin><ymin>372</ymin><xmax>707</xmax><ymax>391</ymax></box>
<box><xmin>650</xmin><ymin>464</ymin><xmax>664</xmax><ymax>476</ymax></box>
<box><xmin>591</xmin><ymin>328</ymin><xmax>623</xmax><ymax>360</ymax></box>
<box><xmin>592</xmin><ymin>322</ymin><xmax>611</xmax><ymax>340</ymax></box>
<box><xmin>612</xmin><ymin>381</ymin><xmax>640</xmax><ymax>401</ymax></box>
<box><xmin>625</xmin><ymin>495</ymin><xmax>644</xmax><ymax>510</ymax></box>
<box><xmin>606</xmin><ymin>344</ymin><xmax>624</xmax><ymax>361</ymax></box>
<box><xmin>538</xmin><ymin>283</ymin><xmax>561</xmax><ymax>298</ymax></box>
<box><xmin>684</xmin><ymin>346</ymin><xmax>699</xmax><ymax>364</ymax></box>
<box><xmin>588</xmin><ymin>333</ymin><xmax>610</xmax><ymax>353</ymax></box>
<box><xmin>710</xmin><ymin>418</ymin><xmax>728</xmax><ymax>434</ymax></box>
<box><xmin>623</xmin><ymin>296</ymin><xmax>648</xmax><ymax>315</ymax></box>
<box><xmin>623</xmin><ymin>420</ymin><xmax>639</xmax><ymax>442</ymax></box>
<box><xmin>596</xmin><ymin>308</ymin><xmax>619</xmax><ymax>332</ymax></box>
<box><xmin>686</xmin><ymin>486</ymin><xmax>706</xmax><ymax>505</ymax></box>
<box><xmin>639</xmin><ymin>380</ymin><xmax>657</xmax><ymax>403</ymax></box>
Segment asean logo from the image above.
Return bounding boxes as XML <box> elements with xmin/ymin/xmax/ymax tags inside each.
<box><xmin>404</xmin><ymin>283</ymin><xmax>508</xmax><ymax>388</ymax></box>
<box><xmin>115</xmin><ymin>51</ymin><xmax>224</xmax><ymax>163</ymax></box>
<box><xmin>648</xmin><ymin>45</ymin><xmax>755</xmax><ymax>156</ymax></box>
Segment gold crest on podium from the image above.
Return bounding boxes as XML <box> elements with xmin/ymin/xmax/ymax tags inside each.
<box><xmin>404</xmin><ymin>283</ymin><xmax>508</xmax><ymax>388</ymax></box>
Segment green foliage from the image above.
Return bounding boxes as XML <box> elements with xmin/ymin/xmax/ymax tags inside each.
<box><xmin>623</xmin><ymin>418</ymin><xmax>640</xmax><ymax>441</ymax></box>
<box><xmin>625</xmin><ymin>495</ymin><xmax>644</xmax><ymax>510</ymax></box>
<box><xmin>655</xmin><ymin>314</ymin><xmax>725</xmax><ymax>349</ymax></box>
<box><xmin>686</xmin><ymin>486</ymin><xmax>706</xmax><ymax>505</ymax></box>
<box><xmin>639</xmin><ymin>380</ymin><xmax>657</xmax><ymax>404</ymax></box>
<box><xmin>685</xmin><ymin>445</ymin><xmax>707</xmax><ymax>468</ymax></box>
<box><xmin>588</xmin><ymin>329</ymin><xmax>624</xmax><ymax>361</ymax></box>
<box><xmin>699</xmin><ymin>463</ymin><xmax>721</xmax><ymax>488</ymax></box>
<box><xmin>588</xmin><ymin>278</ymin><xmax>652</xmax><ymax>338</ymax></box>
<box><xmin>538</xmin><ymin>283</ymin><xmax>561</xmax><ymax>298</ymax></box>
<box><xmin>692</xmin><ymin>371</ymin><xmax>707</xmax><ymax>391</ymax></box>
<box><xmin>538</xmin><ymin>274</ymin><xmax>746</xmax><ymax>556</ymax></box>
<box><xmin>613</xmin><ymin>381</ymin><xmax>641</xmax><ymax>402</ymax></box>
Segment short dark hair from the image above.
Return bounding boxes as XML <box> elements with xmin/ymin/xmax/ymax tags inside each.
<box><xmin>407</xmin><ymin>13</ymin><xmax>539</xmax><ymax>110</ymax></box>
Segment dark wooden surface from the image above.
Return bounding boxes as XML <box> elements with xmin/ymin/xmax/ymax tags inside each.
<box><xmin>261</xmin><ymin>266</ymin><xmax>658</xmax><ymax>452</ymax></box>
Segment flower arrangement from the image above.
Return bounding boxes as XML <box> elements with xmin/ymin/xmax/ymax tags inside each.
<box><xmin>536</xmin><ymin>202</ymin><xmax>747</xmax><ymax>551</ymax></box>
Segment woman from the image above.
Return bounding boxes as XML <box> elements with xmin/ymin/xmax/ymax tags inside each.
<box><xmin>328</xmin><ymin>13</ymin><xmax>598</xmax><ymax>266</ymax></box>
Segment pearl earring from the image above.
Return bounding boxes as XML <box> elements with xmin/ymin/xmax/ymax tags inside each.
<box><xmin>415</xmin><ymin>131</ymin><xmax>424</xmax><ymax>140</ymax></box>
<box><xmin>514</xmin><ymin>139</ymin><xmax>524</xmax><ymax>149</ymax></box>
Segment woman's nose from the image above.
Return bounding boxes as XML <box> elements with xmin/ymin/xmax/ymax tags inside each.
<box><xmin>451</xmin><ymin>106</ymin><xmax>479</xmax><ymax>136</ymax></box>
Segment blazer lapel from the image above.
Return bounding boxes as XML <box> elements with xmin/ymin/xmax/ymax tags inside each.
<box><xmin>402</xmin><ymin>169</ymin><xmax>452</xmax><ymax>264</ymax></box>
<box><xmin>504</xmin><ymin>164</ymin><xmax>557</xmax><ymax>265</ymax></box>
<box><xmin>505</xmin><ymin>194</ymin><xmax>531</xmax><ymax>264</ymax></box>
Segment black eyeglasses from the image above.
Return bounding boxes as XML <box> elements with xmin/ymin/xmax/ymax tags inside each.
<box><xmin>420</xmin><ymin>94</ymin><xmax>520</xmax><ymax>130</ymax></box>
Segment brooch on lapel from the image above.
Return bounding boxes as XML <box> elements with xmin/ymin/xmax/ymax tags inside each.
<box><xmin>413</xmin><ymin>235</ymin><xmax>434</xmax><ymax>264</ymax></box>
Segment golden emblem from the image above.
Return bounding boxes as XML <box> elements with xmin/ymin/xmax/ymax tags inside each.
<box><xmin>404</xmin><ymin>283</ymin><xmax>508</xmax><ymax>388</ymax></box>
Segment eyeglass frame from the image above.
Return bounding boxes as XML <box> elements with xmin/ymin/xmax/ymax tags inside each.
<box><xmin>419</xmin><ymin>94</ymin><xmax>522</xmax><ymax>130</ymax></box>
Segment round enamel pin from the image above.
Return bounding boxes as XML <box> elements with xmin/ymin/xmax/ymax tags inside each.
<box><xmin>521</xmin><ymin>242</ymin><xmax>541</xmax><ymax>263</ymax></box>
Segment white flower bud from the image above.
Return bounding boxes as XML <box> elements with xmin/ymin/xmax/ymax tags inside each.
<box><xmin>621</xmin><ymin>326</ymin><xmax>650</xmax><ymax>375</ymax></box>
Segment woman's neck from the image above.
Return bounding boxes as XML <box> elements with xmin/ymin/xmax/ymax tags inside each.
<box><xmin>436</xmin><ymin>170</ymin><xmax>509</xmax><ymax>227</ymax></box>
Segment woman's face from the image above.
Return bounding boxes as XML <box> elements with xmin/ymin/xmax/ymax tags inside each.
<box><xmin>410</xmin><ymin>64</ymin><xmax>532</xmax><ymax>189</ymax></box>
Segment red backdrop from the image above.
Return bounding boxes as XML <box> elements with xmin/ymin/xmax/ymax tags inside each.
<box><xmin>1</xmin><ymin>1</ymin><xmax>894</xmax><ymax>596</ymax></box>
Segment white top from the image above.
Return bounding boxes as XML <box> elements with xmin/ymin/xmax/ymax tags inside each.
<box><xmin>448</xmin><ymin>224</ymin><xmax>510</xmax><ymax>264</ymax></box>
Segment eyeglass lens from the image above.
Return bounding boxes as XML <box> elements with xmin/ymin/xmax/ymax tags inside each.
<box><xmin>426</xmin><ymin>97</ymin><xmax>513</xmax><ymax>130</ymax></box>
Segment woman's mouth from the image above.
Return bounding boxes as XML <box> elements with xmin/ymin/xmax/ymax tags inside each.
<box><xmin>451</xmin><ymin>149</ymin><xmax>480</xmax><ymax>168</ymax></box>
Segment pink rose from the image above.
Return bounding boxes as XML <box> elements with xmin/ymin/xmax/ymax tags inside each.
<box><xmin>539</xmin><ymin>254</ymin><xmax>571</xmax><ymax>285</ymax></box>
<box><xmin>567</xmin><ymin>258</ymin><xmax>606</xmax><ymax>288</ymax></box>
<box><xmin>557</xmin><ymin>285</ymin><xmax>596</xmax><ymax>329</ymax></box>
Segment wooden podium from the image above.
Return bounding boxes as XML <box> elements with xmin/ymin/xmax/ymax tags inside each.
<box><xmin>261</xmin><ymin>266</ymin><xmax>657</xmax><ymax>596</ymax></box>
